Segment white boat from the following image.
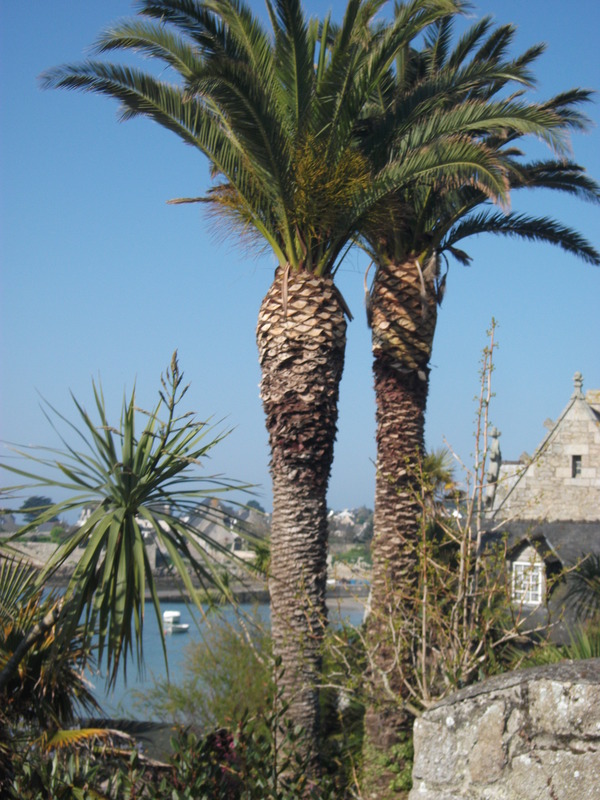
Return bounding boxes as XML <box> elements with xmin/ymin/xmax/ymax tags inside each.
<box><xmin>162</xmin><ymin>610</ymin><xmax>189</xmax><ymax>634</ymax></box>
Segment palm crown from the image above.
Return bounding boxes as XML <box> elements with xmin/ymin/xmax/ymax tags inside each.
<box><xmin>359</xmin><ymin>14</ymin><xmax>599</xmax><ymax>276</ymax></box>
<box><xmin>41</xmin><ymin>0</ymin><xmax>579</xmax><ymax>280</ymax></box>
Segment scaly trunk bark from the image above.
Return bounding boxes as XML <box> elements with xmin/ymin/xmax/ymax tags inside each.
<box><xmin>364</xmin><ymin>258</ymin><xmax>438</xmax><ymax>790</ymax></box>
<box><xmin>257</xmin><ymin>266</ymin><xmax>346</xmax><ymax>759</ymax></box>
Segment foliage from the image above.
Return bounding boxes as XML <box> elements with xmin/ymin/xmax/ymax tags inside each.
<box><xmin>359</xmin><ymin>12</ymin><xmax>600</xmax><ymax>275</ymax></box>
<box><xmin>251</xmin><ymin>539</ymin><xmax>271</xmax><ymax>576</ymax></box>
<box><xmin>334</xmin><ymin>544</ymin><xmax>372</xmax><ymax>566</ymax></box>
<box><xmin>564</xmin><ymin>553</ymin><xmax>600</xmax><ymax>620</ymax></box>
<box><xmin>509</xmin><ymin>620</ymin><xmax>600</xmax><ymax>670</ymax></box>
<box><xmin>18</xmin><ymin>496</ymin><xmax>57</xmax><ymax>524</ymax></box>
<box><xmin>50</xmin><ymin>524</ymin><xmax>68</xmax><ymax>543</ymax></box>
<box><xmin>5</xmin><ymin>668</ymin><xmax>342</xmax><ymax>800</ymax></box>
<box><xmin>1</xmin><ymin>354</ymin><xmax>252</xmax><ymax>690</ymax></box>
<box><xmin>150</xmin><ymin>690</ymin><xmax>339</xmax><ymax>800</ymax></box>
<box><xmin>0</xmin><ymin>558</ymin><xmax>99</xmax><ymax>730</ymax></box>
<box><xmin>131</xmin><ymin>609</ymin><xmax>366</xmax><ymax>795</ymax></box>
<box><xmin>38</xmin><ymin>0</ymin><xmax>547</xmax><ymax>282</ymax></box>
<box><xmin>6</xmin><ymin>748</ymin><xmax>105</xmax><ymax>800</ymax></box>
<box><xmin>132</xmin><ymin>606</ymin><xmax>272</xmax><ymax>729</ymax></box>
<box><xmin>363</xmin><ymin>734</ymin><xmax>414</xmax><ymax>795</ymax></box>
<box><xmin>0</xmin><ymin>557</ymin><xmax>104</xmax><ymax>795</ymax></box>
<box><xmin>353</xmin><ymin>507</ymin><xmax>374</xmax><ymax>526</ymax></box>
<box><xmin>360</xmin><ymin>323</ymin><xmax>561</xmax><ymax>716</ymax></box>
<box><xmin>566</xmin><ymin>622</ymin><xmax>600</xmax><ymax>660</ymax></box>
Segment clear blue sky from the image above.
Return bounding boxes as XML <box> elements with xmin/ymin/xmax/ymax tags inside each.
<box><xmin>1</xmin><ymin>1</ymin><xmax>599</xmax><ymax>515</ymax></box>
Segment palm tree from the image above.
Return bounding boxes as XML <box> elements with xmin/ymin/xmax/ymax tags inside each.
<box><xmin>42</xmin><ymin>0</ymin><xmax>510</xmax><ymax>747</ymax></box>
<box><xmin>358</xmin><ymin>14</ymin><xmax>600</xmax><ymax>755</ymax></box>
<box><xmin>40</xmin><ymin>1</ymin><xmax>587</xmax><ymax>753</ymax></box>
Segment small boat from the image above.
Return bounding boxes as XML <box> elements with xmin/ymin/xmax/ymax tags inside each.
<box><xmin>163</xmin><ymin>610</ymin><xmax>189</xmax><ymax>634</ymax></box>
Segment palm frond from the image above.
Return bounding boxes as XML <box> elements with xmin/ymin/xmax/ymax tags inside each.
<box><xmin>509</xmin><ymin>159</ymin><xmax>600</xmax><ymax>204</ymax></box>
<box><xmin>0</xmin><ymin>557</ymin><xmax>37</xmax><ymax>623</ymax></box>
<box><xmin>443</xmin><ymin>211</ymin><xmax>600</xmax><ymax>265</ymax></box>
<box><xmin>95</xmin><ymin>18</ymin><xmax>201</xmax><ymax>79</ymax></box>
<box><xmin>41</xmin><ymin>726</ymin><xmax>124</xmax><ymax>752</ymax></box>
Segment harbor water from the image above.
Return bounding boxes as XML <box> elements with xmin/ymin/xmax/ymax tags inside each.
<box><xmin>92</xmin><ymin>596</ymin><xmax>367</xmax><ymax>720</ymax></box>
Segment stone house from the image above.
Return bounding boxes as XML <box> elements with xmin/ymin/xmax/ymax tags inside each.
<box><xmin>485</xmin><ymin>373</ymin><xmax>600</xmax><ymax>638</ymax></box>
<box><xmin>489</xmin><ymin>372</ymin><xmax>600</xmax><ymax>521</ymax></box>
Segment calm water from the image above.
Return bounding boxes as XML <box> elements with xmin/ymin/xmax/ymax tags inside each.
<box><xmin>92</xmin><ymin>598</ymin><xmax>366</xmax><ymax>720</ymax></box>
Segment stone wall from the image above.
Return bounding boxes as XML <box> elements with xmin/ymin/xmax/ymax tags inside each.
<box><xmin>410</xmin><ymin>660</ymin><xmax>600</xmax><ymax>800</ymax></box>
<box><xmin>9</xmin><ymin>541</ymin><xmax>158</xmax><ymax>576</ymax></box>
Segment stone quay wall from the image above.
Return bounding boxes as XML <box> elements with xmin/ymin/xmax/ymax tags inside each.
<box><xmin>410</xmin><ymin>660</ymin><xmax>600</xmax><ymax>800</ymax></box>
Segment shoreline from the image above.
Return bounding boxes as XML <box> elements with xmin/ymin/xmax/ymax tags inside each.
<box><xmin>46</xmin><ymin>577</ymin><xmax>370</xmax><ymax>605</ymax></box>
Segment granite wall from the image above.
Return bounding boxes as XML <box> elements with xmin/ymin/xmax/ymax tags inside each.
<box><xmin>410</xmin><ymin>660</ymin><xmax>600</xmax><ymax>800</ymax></box>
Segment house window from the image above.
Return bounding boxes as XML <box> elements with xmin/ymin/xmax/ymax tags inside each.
<box><xmin>572</xmin><ymin>455</ymin><xmax>582</xmax><ymax>478</ymax></box>
<box><xmin>512</xmin><ymin>561</ymin><xmax>544</xmax><ymax>606</ymax></box>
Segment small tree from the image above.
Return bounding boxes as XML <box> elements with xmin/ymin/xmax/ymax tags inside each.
<box><xmin>246</xmin><ymin>500</ymin><xmax>266</xmax><ymax>515</ymax></box>
<box><xmin>19</xmin><ymin>496</ymin><xmax>57</xmax><ymax>524</ymax></box>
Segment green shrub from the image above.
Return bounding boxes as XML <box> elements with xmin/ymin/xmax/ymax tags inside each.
<box><xmin>132</xmin><ymin>606</ymin><xmax>272</xmax><ymax>729</ymax></box>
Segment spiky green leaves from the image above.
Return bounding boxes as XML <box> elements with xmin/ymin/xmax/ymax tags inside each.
<box><xmin>1</xmin><ymin>355</ymin><xmax>251</xmax><ymax>687</ymax></box>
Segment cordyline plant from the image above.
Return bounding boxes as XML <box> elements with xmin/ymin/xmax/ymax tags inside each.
<box><xmin>0</xmin><ymin>353</ymin><xmax>252</xmax><ymax>690</ymax></box>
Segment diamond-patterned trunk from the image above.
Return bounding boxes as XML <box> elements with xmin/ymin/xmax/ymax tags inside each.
<box><xmin>257</xmin><ymin>266</ymin><xmax>346</xmax><ymax>750</ymax></box>
<box><xmin>365</xmin><ymin>258</ymin><xmax>438</xmax><ymax>768</ymax></box>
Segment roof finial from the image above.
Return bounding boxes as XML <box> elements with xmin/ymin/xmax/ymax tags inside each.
<box><xmin>573</xmin><ymin>371</ymin><xmax>584</xmax><ymax>398</ymax></box>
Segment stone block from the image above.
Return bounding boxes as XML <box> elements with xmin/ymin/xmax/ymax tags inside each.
<box><xmin>409</xmin><ymin>661</ymin><xmax>600</xmax><ymax>800</ymax></box>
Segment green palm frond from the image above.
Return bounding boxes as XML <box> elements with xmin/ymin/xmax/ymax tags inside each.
<box><xmin>269</xmin><ymin>0</ymin><xmax>316</xmax><ymax>132</ymax></box>
<box><xmin>358</xmin><ymin>8</ymin><xmax>598</xmax><ymax>277</ymax></box>
<box><xmin>509</xmin><ymin>159</ymin><xmax>600</xmax><ymax>203</ymax></box>
<box><xmin>1</xmin><ymin>354</ymin><xmax>253</xmax><ymax>687</ymax></box>
<box><xmin>443</xmin><ymin>211</ymin><xmax>600</xmax><ymax>266</ymax></box>
<box><xmin>446</xmin><ymin>16</ymin><xmax>495</xmax><ymax>69</ymax></box>
<box><xmin>540</xmin><ymin>88</ymin><xmax>595</xmax><ymax>133</ymax></box>
<box><xmin>95</xmin><ymin>19</ymin><xmax>200</xmax><ymax>78</ymax></box>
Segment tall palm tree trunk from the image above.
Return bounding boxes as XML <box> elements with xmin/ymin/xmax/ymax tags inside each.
<box><xmin>365</xmin><ymin>258</ymin><xmax>437</xmax><ymax>756</ymax></box>
<box><xmin>257</xmin><ymin>266</ymin><xmax>346</xmax><ymax>750</ymax></box>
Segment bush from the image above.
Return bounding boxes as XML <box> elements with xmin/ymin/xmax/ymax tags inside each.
<box><xmin>5</xmin><ymin>674</ymin><xmax>340</xmax><ymax>800</ymax></box>
<box><xmin>132</xmin><ymin>606</ymin><xmax>272</xmax><ymax>729</ymax></box>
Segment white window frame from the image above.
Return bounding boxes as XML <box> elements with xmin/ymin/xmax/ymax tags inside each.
<box><xmin>512</xmin><ymin>560</ymin><xmax>544</xmax><ymax>606</ymax></box>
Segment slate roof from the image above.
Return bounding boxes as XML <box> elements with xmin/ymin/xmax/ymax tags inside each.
<box><xmin>488</xmin><ymin>520</ymin><xmax>600</xmax><ymax>567</ymax></box>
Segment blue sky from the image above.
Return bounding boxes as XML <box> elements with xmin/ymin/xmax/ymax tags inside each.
<box><xmin>1</xmin><ymin>0</ymin><xmax>599</xmax><ymax>515</ymax></box>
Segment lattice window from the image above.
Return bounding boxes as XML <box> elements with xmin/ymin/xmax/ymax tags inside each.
<box><xmin>512</xmin><ymin>560</ymin><xmax>544</xmax><ymax>606</ymax></box>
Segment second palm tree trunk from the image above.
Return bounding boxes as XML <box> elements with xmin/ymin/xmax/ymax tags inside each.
<box><xmin>365</xmin><ymin>257</ymin><xmax>437</xmax><ymax>758</ymax></box>
<box><xmin>257</xmin><ymin>266</ymin><xmax>346</xmax><ymax>754</ymax></box>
